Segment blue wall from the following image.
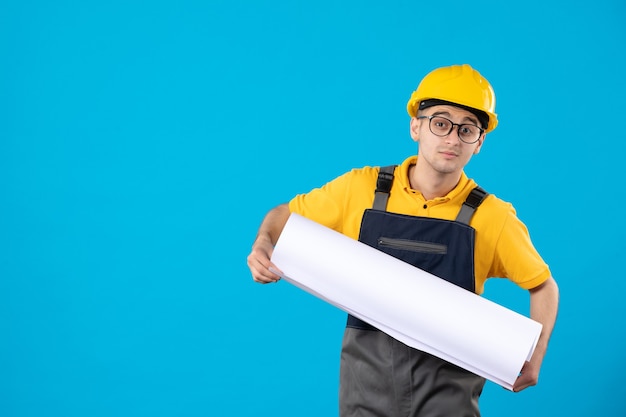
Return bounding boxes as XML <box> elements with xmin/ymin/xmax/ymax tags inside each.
<box><xmin>1</xmin><ymin>1</ymin><xmax>625</xmax><ymax>415</ymax></box>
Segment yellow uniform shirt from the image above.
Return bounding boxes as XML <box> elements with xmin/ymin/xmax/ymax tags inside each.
<box><xmin>289</xmin><ymin>156</ymin><xmax>551</xmax><ymax>294</ymax></box>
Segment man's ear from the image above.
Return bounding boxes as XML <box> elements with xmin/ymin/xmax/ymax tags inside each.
<box><xmin>409</xmin><ymin>117</ymin><xmax>420</xmax><ymax>143</ymax></box>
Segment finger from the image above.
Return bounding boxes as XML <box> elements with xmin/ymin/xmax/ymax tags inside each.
<box><xmin>249</xmin><ymin>258</ymin><xmax>281</xmax><ymax>284</ymax></box>
<box><xmin>512</xmin><ymin>373</ymin><xmax>533</xmax><ymax>392</ymax></box>
<box><xmin>251</xmin><ymin>265</ymin><xmax>279</xmax><ymax>283</ymax></box>
<box><xmin>513</xmin><ymin>382</ymin><xmax>528</xmax><ymax>392</ymax></box>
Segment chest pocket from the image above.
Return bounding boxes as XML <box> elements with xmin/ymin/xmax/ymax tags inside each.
<box><xmin>360</xmin><ymin>164</ymin><xmax>489</xmax><ymax>293</ymax></box>
<box><xmin>358</xmin><ymin>210</ymin><xmax>476</xmax><ymax>291</ymax></box>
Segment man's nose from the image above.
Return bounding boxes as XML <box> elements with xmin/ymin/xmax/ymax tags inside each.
<box><xmin>443</xmin><ymin>126</ymin><xmax>462</xmax><ymax>144</ymax></box>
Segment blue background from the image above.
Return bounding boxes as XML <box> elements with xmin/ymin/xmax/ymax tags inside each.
<box><xmin>1</xmin><ymin>1</ymin><xmax>625</xmax><ymax>416</ymax></box>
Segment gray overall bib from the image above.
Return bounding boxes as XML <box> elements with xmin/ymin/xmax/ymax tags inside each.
<box><xmin>339</xmin><ymin>166</ymin><xmax>488</xmax><ymax>417</ymax></box>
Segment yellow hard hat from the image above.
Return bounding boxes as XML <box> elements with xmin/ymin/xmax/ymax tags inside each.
<box><xmin>407</xmin><ymin>64</ymin><xmax>498</xmax><ymax>133</ymax></box>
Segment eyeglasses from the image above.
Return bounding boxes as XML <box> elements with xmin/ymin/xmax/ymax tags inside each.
<box><xmin>417</xmin><ymin>115</ymin><xmax>484</xmax><ymax>144</ymax></box>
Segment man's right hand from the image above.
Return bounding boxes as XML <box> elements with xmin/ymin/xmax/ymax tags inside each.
<box><xmin>247</xmin><ymin>234</ymin><xmax>282</xmax><ymax>284</ymax></box>
<box><xmin>246</xmin><ymin>204</ymin><xmax>290</xmax><ymax>284</ymax></box>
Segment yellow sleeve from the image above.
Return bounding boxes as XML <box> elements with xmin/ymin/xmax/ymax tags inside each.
<box><xmin>288</xmin><ymin>167</ymin><xmax>378</xmax><ymax>238</ymax></box>
<box><xmin>491</xmin><ymin>210</ymin><xmax>551</xmax><ymax>290</ymax></box>
<box><xmin>288</xmin><ymin>170</ymin><xmax>354</xmax><ymax>234</ymax></box>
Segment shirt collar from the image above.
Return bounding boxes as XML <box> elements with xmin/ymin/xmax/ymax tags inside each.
<box><xmin>397</xmin><ymin>155</ymin><xmax>471</xmax><ymax>202</ymax></box>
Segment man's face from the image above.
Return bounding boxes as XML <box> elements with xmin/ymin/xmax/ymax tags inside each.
<box><xmin>410</xmin><ymin>104</ymin><xmax>485</xmax><ymax>176</ymax></box>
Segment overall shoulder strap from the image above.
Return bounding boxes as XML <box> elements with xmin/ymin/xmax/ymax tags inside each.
<box><xmin>372</xmin><ymin>165</ymin><xmax>397</xmax><ymax>211</ymax></box>
<box><xmin>455</xmin><ymin>186</ymin><xmax>489</xmax><ymax>225</ymax></box>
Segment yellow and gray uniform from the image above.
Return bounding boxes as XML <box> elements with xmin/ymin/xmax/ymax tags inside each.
<box><xmin>288</xmin><ymin>155</ymin><xmax>551</xmax><ymax>416</ymax></box>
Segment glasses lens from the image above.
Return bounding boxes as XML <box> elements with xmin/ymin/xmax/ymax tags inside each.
<box><xmin>430</xmin><ymin>117</ymin><xmax>452</xmax><ymax>136</ymax></box>
<box><xmin>427</xmin><ymin>116</ymin><xmax>481</xmax><ymax>143</ymax></box>
<box><xmin>458</xmin><ymin>124</ymin><xmax>481</xmax><ymax>143</ymax></box>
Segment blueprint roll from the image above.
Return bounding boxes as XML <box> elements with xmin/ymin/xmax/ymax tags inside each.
<box><xmin>270</xmin><ymin>213</ymin><xmax>542</xmax><ymax>390</ymax></box>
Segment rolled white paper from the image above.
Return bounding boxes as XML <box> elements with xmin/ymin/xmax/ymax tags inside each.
<box><xmin>271</xmin><ymin>213</ymin><xmax>542</xmax><ymax>390</ymax></box>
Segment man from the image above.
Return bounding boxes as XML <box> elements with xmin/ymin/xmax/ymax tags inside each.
<box><xmin>247</xmin><ymin>64</ymin><xmax>559</xmax><ymax>417</ymax></box>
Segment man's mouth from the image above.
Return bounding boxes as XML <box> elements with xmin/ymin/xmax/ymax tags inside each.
<box><xmin>440</xmin><ymin>150</ymin><xmax>459</xmax><ymax>157</ymax></box>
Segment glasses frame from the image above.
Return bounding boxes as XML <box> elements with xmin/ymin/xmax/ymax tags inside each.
<box><xmin>417</xmin><ymin>115</ymin><xmax>485</xmax><ymax>144</ymax></box>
